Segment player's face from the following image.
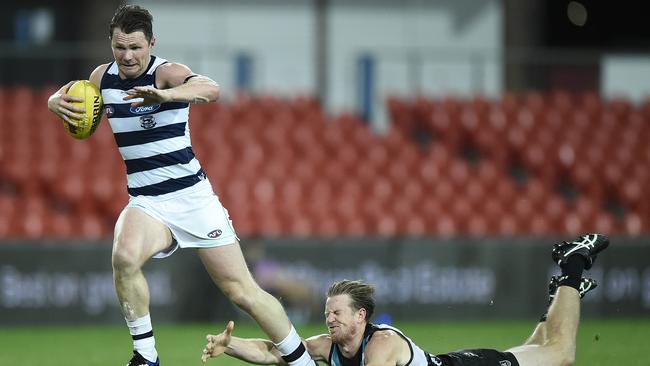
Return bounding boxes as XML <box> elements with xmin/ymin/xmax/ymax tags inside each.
<box><xmin>111</xmin><ymin>28</ymin><xmax>154</xmax><ymax>79</ymax></box>
<box><xmin>324</xmin><ymin>295</ymin><xmax>365</xmax><ymax>344</ymax></box>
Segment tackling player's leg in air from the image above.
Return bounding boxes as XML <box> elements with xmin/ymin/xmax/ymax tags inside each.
<box><xmin>506</xmin><ymin>233</ymin><xmax>609</xmax><ymax>366</ymax></box>
<box><xmin>522</xmin><ymin>275</ymin><xmax>597</xmax><ymax>346</ymax></box>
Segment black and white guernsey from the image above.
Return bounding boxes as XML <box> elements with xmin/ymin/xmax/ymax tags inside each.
<box><xmin>100</xmin><ymin>55</ymin><xmax>206</xmax><ymax>197</ymax></box>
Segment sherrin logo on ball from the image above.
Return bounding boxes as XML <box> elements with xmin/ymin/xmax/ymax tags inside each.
<box><xmin>64</xmin><ymin>80</ymin><xmax>104</xmax><ymax>139</ymax></box>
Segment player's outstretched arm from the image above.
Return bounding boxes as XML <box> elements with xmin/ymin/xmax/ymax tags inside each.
<box><xmin>124</xmin><ymin>62</ymin><xmax>220</xmax><ymax>107</ymax></box>
<box><xmin>201</xmin><ymin>321</ymin><xmax>286</xmax><ymax>365</ymax></box>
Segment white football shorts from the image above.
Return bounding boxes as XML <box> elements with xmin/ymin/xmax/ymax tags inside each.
<box><xmin>126</xmin><ymin>180</ymin><xmax>238</xmax><ymax>258</ymax></box>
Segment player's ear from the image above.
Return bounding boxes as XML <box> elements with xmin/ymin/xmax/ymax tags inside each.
<box><xmin>150</xmin><ymin>36</ymin><xmax>156</xmax><ymax>48</ymax></box>
<box><xmin>358</xmin><ymin>308</ymin><xmax>367</xmax><ymax>322</ymax></box>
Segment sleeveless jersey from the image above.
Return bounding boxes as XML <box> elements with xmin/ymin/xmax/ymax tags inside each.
<box><xmin>329</xmin><ymin>323</ymin><xmax>442</xmax><ymax>366</ymax></box>
<box><xmin>100</xmin><ymin>55</ymin><xmax>206</xmax><ymax>197</ymax></box>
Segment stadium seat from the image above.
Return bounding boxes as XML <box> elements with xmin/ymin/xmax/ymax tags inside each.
<box><xmin>623</xmin><ymin>212</ymin><xmax>645</xmax><ymax>235</ymax></box>
<box><xmin>2</xmin><ymin>88</ymin><xmax>649</xmax><ymax>239</ymax></box>
<box><xmin>435</xmin><ymin>214</ymin><xmax>459</xmax><ymax>237</ymax></box>
<box><xmin>466</xmin><ymin>214</ymin><xmax>489</xmax><ymax>236</ymax></box>
<box><xmin>48</xmin><ymin>210</ymin><xmax>75</xmax><ymax>238</ymax></box>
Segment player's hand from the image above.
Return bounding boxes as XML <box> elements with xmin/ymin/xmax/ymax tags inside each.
<box><xmin>47</xmin><ymin>80</ymin><xmax>85</xmax><ymax>126</ymax></box>
<box><xmin>201</xmin><ymin>320</ymin><xmax>235</xmax><ymax>363</ymax></box>
<box><xmin>123</xmin><ymin>85</ymin><xmax>172</xmax><ymax>106</ymax></box>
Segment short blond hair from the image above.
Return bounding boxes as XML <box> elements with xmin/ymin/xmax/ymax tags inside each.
<box><xmin>327</xmin><ymin>280</ymin><xmax>375</xmax><ymax>320</ymax></box>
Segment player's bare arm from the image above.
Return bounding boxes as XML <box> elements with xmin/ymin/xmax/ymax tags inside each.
<box><xmin>123</xmin><ymin>62</ymin><xmax>220</xmax><ymax>107</ymax></box>
<box><xmin>202</xmin><ymin>322</ymin><xmax>331</xmax><ymax>365</ymax></box>
<box><xmin>363</xmin><ymin>330</ymin><xmax>410</xmax><ymax>366</ymax></box>
<box><xmin>202</xmin><ymin>321</ymin><xmax>286</xmax><ymax>365</ymax></box>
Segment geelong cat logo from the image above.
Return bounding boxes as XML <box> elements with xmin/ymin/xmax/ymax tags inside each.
<box><xmin>130</xmin><ymin>104</ymin><xmax>161</xmax><ymax>114</ymax></box>
<box><xmin>140</xmin><ymin>115</ymin><xmax>156</xmax><ymax>129</ymax></box>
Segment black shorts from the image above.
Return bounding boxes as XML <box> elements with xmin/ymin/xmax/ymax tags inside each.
<box><xmin>435</xmin><ymin>349</ymin><xmax>520</xmax><ymax>366</ymax></box>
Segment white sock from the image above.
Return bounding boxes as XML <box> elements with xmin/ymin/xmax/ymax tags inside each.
<box><xmin>126</xmin><ymin>314</ymin><xmax>158</xmax><ymax>362</ymax></box>
<box><xmin>274</xmin><ymin>326</ymin><xmax>314</xmax><ymax>366</ymax></box>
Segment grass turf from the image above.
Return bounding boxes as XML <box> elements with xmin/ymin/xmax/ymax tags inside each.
<box><xmin>1</xmin><ymin>319</ymin><xmax>647</xmax><ymax>365</ymax></box>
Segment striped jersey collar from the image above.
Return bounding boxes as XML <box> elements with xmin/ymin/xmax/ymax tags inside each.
<box><xmin>107</xmin><ymin>55</ymin><xmax>163</xmax><ymax>80</ymax></box>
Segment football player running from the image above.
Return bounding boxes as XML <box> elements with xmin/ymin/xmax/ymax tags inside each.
<box><xmin>47</xmin><ymin>5</ymin><xmax>316</xmax><ymax>366</ymax></box>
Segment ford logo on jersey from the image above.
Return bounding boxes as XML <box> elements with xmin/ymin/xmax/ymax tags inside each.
<box><xmin>130</xmin><ymin>104</ymin><xmax>161</xmax><ymax>114</ymax></box>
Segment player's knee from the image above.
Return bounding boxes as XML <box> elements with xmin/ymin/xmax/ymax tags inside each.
<box><xmin>554</xmin><ymin>357</ymin><xmax>575</xmax><ymax>366</ymax></box>
<box><xmin>226</xmin><ymin>287</ymin><xmax>255</xmax><ymax>311</ymax></box>
<box><xmin>112</xmin><ymin>240</ymin><xmax>142</xmax><ymax>273</ymax></box>
<box><xmin>552</xmin><ymin>345</ymin><xmax>575</xmax><ymax>366</ymax></box>
<box><xmin>559</xmin><ymin>353</ymin><xmax>575</xmax><ymax>366</ymax></box>
<box><xmin>221</xmin><ymin>282</ymin><xmax>261</xmax><ymax>313</ymax></box>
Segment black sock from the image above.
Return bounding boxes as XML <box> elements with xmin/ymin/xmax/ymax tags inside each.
<box><xmin>559</xmin><ymin>255</ymin><xmax>587</xmax><ymax>291</ymax></box>
<box><xmin>541</xmin><ymin>258</ymin><xmax>586</xmax><ymax>322</ymax></box>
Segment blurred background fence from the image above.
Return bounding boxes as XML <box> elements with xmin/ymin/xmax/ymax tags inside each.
<box><xmin>2</xmin><ymin>237</ymin><xmax>649</xmax><ymax>325</ymax></box>
<box><xmin>1</xmin><ymin>0</ymin><xmax>649</xmax><ymax>325</ymax></box>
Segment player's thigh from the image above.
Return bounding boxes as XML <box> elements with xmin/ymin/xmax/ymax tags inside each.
<box><xmin>507</xmin><ymin>344</ymin><xmax>566</xmax><ymax>366</ymax></box>
<box><xmin>113</xmin><ymin>207</ymin><xmax>173</xmax><ymax>265</ymax></box>
<box><xmin>198</xmin><ymin>241</ymin><xmax>258</xmax><ymax>290</ymax></box>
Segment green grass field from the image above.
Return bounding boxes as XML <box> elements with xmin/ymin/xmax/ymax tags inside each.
<box><xmin>1</xmin><ymin>319</ymin><xmax>648</xmax><ymax>365</ymax></box>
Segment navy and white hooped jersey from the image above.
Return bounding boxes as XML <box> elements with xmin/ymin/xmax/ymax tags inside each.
<box><xmin>329</xmin><ymin>323</ymin><xmax>443</xmax><ymax>366</ymax></box>
<box><xmin>100</xmin><ymin>55</ymin><xmax>206</xmax><ymax>197</ymax></box>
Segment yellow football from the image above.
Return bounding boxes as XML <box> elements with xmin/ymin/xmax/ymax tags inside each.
<box><xmin>64</xmin><ymin>80</ymin><xmax>104</xmax><ymax>139</ymax></box>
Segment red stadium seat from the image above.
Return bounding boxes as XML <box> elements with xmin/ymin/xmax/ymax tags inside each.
<box><xmin>48</xmin><ymin>210</ymin><xmax>75</xmax><ymax>238</ymax></box>
<box><xmin>497</xmin><ymin>214</ymin><xmax>520</xmax><ymax>236</ymax></box>
<box><xmin>466</xmin><ymin>214</ymin><xmax>489</xmax><ymax>236</ymax></box>
<box><xmin>3</xmin><ymin>89</ymin><xmax>650</xmax><ymax>238</ymax></box>
<box><xmin>434</xmin><ymin>214</ymin><xmax>459</xmax><ymax>237</ymax></box>
<box><xmin>622</xmin><ymin>212</ymin><xmax>645</xmax><ymax>235</ymax></box>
